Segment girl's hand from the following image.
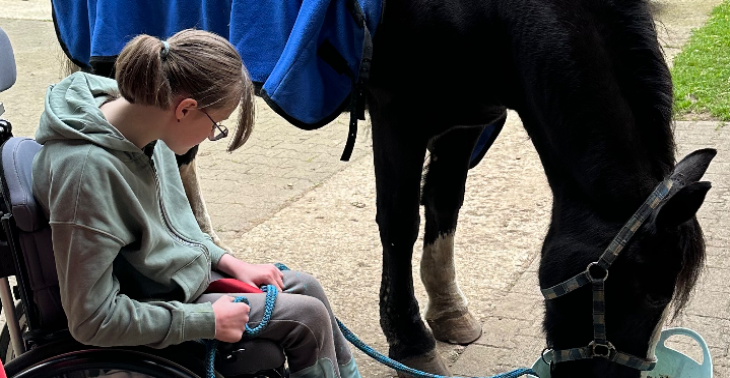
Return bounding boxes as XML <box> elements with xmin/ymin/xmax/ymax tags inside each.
<box><xmin>212</xmin><ymin>295</ymin><xmax>250</xmax><ymax>343</ymax></box>
<box><xmin>218</xmin><ymin>255</ymin><xmax>284</xmax><ymax>291</ymax></box>
<box><xmin>235</xmin><ymin>262</ymin><xmax>284</xmax><ymax>291</ymax></box>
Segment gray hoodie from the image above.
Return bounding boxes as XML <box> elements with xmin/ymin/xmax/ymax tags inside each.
<box><xmin>32</xmin><ymin>72</ymin><xmax>227</xmax><ymax>348</ymax></box>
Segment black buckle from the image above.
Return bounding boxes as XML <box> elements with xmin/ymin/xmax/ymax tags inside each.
<box><xmin>224</xmin><ymin>348</ymin><xmax>246</xmax><ymax>361</ymax></box>
<box><xmin>586</xmin><ymin>262</ymin><xmax>609</xmax><ymax>283</ymax></box>
<box><xmin>590</xmin><ymin>341</ymin><xmax>615</xmax><ymax>359</ymax></box>
<box><xmin>0</xmin><ymin>119</ymin><xmax>13</xmax><ymax>144</ymax></box>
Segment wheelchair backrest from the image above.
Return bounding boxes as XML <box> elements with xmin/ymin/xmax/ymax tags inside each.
<box><xmin>0</xmin><ymin>27</ymin><xmax>16</xmax><ymax>93</ymax></box>
<box><xmin>0</xmin><ymin>137</ymin><xmax>66</xmax><ymax>335</ymax></box>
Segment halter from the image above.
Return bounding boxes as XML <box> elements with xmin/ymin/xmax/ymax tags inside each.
<box><xmin>541</xmin><ymin>178</ymin><xmax>674</xmax><ymax>371</ymax></box>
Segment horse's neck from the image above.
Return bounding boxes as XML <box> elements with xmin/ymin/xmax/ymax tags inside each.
<box><xmin>537</xmin><ymin>121</ymin><xmax>674</xmax><ymax>221</ymax></box>
<box><xmin>498</xmin><ymin>0</ymin><xmax>675</xmax><ymax>214</ymax></box>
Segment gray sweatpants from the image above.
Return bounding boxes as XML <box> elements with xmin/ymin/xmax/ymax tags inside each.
<box><xmin>196</xmin><ymin>270</ymin><xmax>358</xmax><ymax>378</ymax></box>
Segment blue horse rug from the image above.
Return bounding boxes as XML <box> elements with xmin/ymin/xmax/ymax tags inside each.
<box><xmin>51</xmin><ymin>0</ymin><xmax>501</xmax><ymax>164</ymax></box>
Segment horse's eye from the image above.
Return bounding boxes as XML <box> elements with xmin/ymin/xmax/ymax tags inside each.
<box><xmin>645</xmin><ymin>293</ymin><xmax>670</xmax><ymax>308</ymax></box>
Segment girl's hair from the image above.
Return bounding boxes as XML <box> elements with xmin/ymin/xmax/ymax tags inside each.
<box><xmin>115</xmin><ymin>29</ymin><xmax>254</xmax><ymax>151</ymax></box>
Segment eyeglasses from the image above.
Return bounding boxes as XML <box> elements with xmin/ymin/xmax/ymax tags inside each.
<box><xmin>200</xmin><ymin>109</ymin><xmax>229</xmax><ymax>141</ymax></box>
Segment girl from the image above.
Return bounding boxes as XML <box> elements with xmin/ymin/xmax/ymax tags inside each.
<box><xmin>32</xmin><ymin>29</ymin><xmax>359</xmax><ymax>378</ymax></box>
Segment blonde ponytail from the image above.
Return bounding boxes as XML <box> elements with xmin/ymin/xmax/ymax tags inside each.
<box><xmin>115</xmin><ymin>35</ymin><xmax>173</xmax><ymax>108</ymax></box>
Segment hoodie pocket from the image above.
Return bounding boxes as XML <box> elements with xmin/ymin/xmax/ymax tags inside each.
<box><xmin>171</xmin><ymin>252</ymin><xmax>210</xmax><ymax>302</ymax></box>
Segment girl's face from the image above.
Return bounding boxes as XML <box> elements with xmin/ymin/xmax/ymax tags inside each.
<box><xmin>164</xmin><ymin>98</ymin><xmax>237</xmax><ymax>155</ymax></box>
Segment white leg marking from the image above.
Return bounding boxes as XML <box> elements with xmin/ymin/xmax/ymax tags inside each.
<box><xmin>421</xmin><ymin>233</ymin><xmax>468</xmax><ymax>320</ymax></box>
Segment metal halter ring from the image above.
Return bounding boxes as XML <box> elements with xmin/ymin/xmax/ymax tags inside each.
<box><xmin>590</xmin><ymin>341</ymin><xmax>616</xmax><ymax>359</ymax></box>
<box><xmin>586</xmin><ymin>262</ymin><xmax>609</xmax><ymax>283</ymax></box>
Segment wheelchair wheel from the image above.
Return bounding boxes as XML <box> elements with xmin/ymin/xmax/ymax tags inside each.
<box><xmin>10</xmin><ymin>348</ymin><xmax>202</xmax><ymax>378</ymax></box>
<box><xmin>1</xmin><ymin>335</ymin><xmax>224</xmax><ymax>378</ymax></box>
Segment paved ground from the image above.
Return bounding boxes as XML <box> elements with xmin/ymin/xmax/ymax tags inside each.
<box><xmin>0</xmin><ymin>0</ymin><xmax>728</xmax><ymax>376</ymax></box>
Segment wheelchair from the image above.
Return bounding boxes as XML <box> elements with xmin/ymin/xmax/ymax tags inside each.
<box><xmin>0</xmin><ymin>27</ymin><xmax>287</xmax><ymax>378</ymax></box>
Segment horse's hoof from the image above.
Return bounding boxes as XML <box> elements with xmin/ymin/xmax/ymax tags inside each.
<box><xmin>428</xmin><ymin>311</ymin><xmax>482</xmax><ymax>345</ymax></box>
<box><xmin>397</xmin><ymin>350</ymin><xmax>451</xmax><ymax>378</ymax></box>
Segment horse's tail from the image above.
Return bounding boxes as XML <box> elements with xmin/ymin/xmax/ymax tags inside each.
<box><xmin>59</xmin><ymin>52</ymin><xmax>82</xmax><ymax>78</ymax></box>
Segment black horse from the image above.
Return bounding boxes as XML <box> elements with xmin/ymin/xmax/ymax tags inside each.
<box><xmin>365</xmin><ymin>0</ymin><xmax>712</xmax><ymax>377</ymax></box>
<box><xmin>57</xmin><ymin>0</ymin><xmax>714</xmax><ymax>377</ymax></box>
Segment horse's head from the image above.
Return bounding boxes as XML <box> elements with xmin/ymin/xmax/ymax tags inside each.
<box><xmin>539</xmin><ymin>148</ymin><xmax>716</xmax><ymax>378</ymax></box>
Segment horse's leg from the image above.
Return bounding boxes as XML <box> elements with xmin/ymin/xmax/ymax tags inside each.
<box><xmin>421</xmin><ymin>126</ymin><xmax>485</xmax><ymax>345</ymax></box>
<box><xmin>371</xmin><ymin>110</ymin><xmax>450</xmax><ymax>376</ymax></box>
<box><xmin>179</xmin><ymin>156</ymin><xmax>233</xmax><ymax>253</ymax></box>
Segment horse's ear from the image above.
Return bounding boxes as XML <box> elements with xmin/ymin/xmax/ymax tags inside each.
<box><xmin>656</xmin><ymin>181</ymin><xmax>712</xmax><ymax>229</ymax></box>
<box><xmin>672</xmin><ymin>148</ymin><xmax>717</xmax><ymax>183</ymax></box>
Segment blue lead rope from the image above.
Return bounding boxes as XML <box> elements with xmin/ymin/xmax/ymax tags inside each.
<box><xmin>203</xmin><ymin>284</ymin><xmax>279</xmax><ymax>378</ymax></box>
<box><xmin>336</xmin><ymin>318</ymin><xmax>536</xmax><ymax>378</ymax></box>
<box><xmin>204</xmin><ymin>264</ymin><xmax>537</xmax><ymax>378</ymax></box>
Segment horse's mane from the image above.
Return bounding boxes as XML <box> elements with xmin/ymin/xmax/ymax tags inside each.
<box><xmin>673</xmin><ymin>218</ymin><xmax>706</xmax><ymax>317</ymax></box>
<box><xmin>603</xmin><ymin>0</ymin><xmax>676</xmax><ymax>177</ymax></box>
<box><xmin>607</xmin><ymin>0</ymin><xmax>704</xmax><ymax>315</ymax></box>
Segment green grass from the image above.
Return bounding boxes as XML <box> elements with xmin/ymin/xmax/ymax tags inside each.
<box><xmin>671</xmin><ymin>0</ymin><xmax>730</xmax><ymax>122</ymax></box>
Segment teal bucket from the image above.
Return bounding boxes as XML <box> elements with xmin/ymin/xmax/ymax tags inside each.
<box><xmin>528</xmin><ymin>328</ymin><xmax>713</xmax><ymax>378</ymax></box>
